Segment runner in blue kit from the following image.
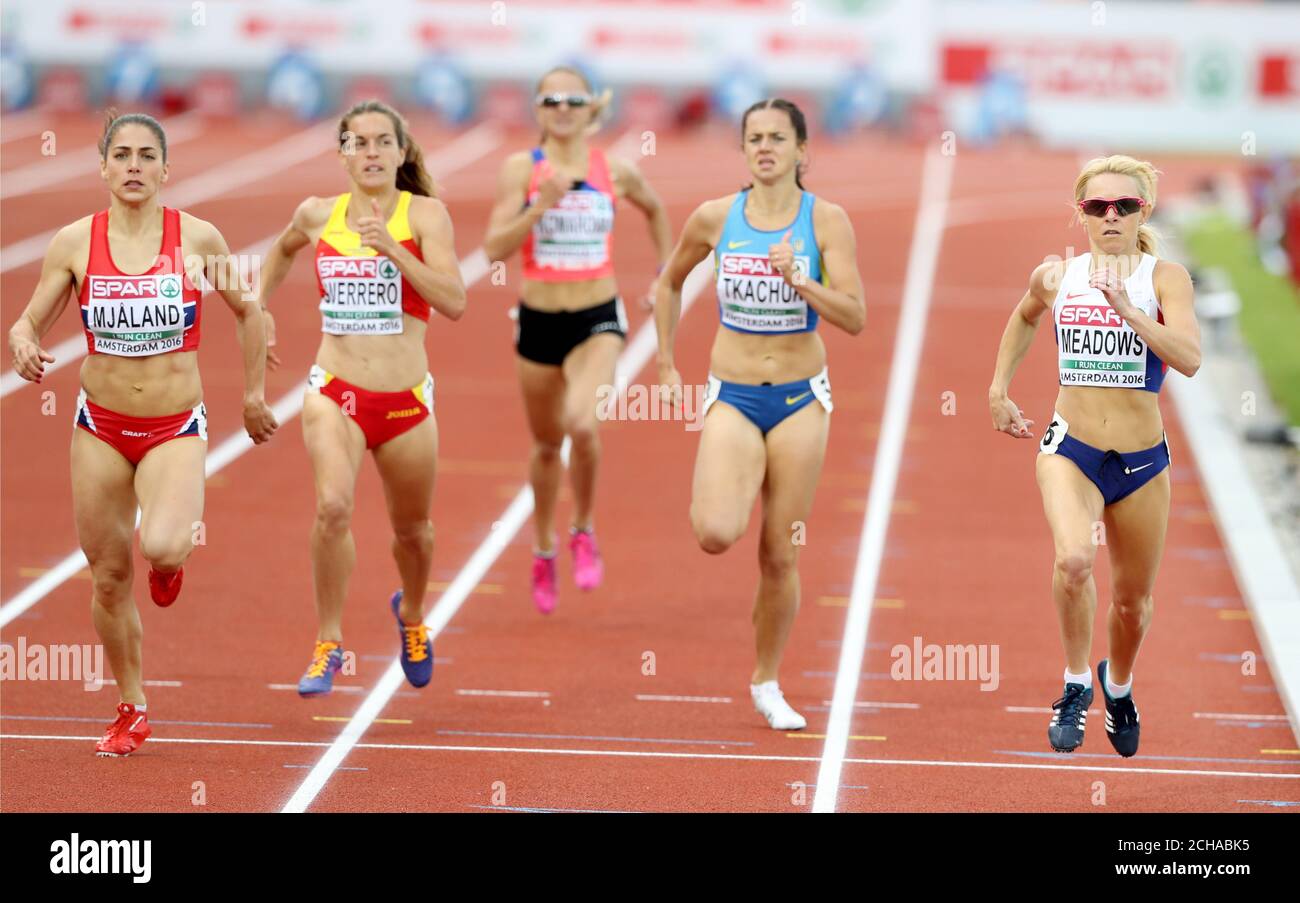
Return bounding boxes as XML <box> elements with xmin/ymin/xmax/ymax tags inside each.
<box><xmin>989</xmin><ymin>155</ymin><xmax>1202</xmax><ymax>757</ymax></box>
<box><xmin>654</xmin><ymin>99</ymin><xmax>865</xmax><ymax>731</ymax></box>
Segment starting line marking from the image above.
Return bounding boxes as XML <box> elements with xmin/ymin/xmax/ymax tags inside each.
<box><xmin>635</xmin><ymin>694</ymin><xmax>733</xmax><ymax>704</ymax></box>
<box><xmin>1194</xmin><ymin>712</ymin><xmax>1290</xmax><ymax>721</ymax></box>
<box><xmin>313</xmin><ymin>716</ymin><xmax>411</xmax><ymax>725</ymax></box>
<box><xmin>455</xmin><ymin>689</ymin><xmax>550</xmax><ymax>699</ymax></box>
<box><xmin>6</xmin><ymin>733</ymin><xmax>1300</xmax><ymax>781</ymax></box>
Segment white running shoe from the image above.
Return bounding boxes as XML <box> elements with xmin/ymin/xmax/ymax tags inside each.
<box><xmin>750</xmin><ymin>681</ymin><xmax>807</xmax><ymax>730</ymax></box>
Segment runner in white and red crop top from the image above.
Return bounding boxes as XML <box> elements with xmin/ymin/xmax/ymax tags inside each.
<box><xmin>989</xmin><ymin>155</ymin><xmax>1202</xmax><ymax>758</ymax></box>
<box><xmin>256</xmin><ymin>100</ymin><xmax>466</xmax><ymax>697</ymax></box>
<box><xmin>7</xmin><ymin>111</ymin><xmax>277</xmax><ymax>757</ymax></box>
<box><xmin>484</xmin><ymin>66</ymin><xmax>672</xmax><ymax>615</ymax></box>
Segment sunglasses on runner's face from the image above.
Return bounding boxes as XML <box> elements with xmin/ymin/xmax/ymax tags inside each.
<box><xmin>536</xmin><ymin>93</ymin><xmax>593</xmax><ymax>108</ymax></box>
<box><xmin>1078</xmin><ymin>197</ymin><xmax>1146</xmax><ymax>217</ymax></box>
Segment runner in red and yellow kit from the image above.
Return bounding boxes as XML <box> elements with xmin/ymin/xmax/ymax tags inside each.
<box><xmin>257</xmin><ymin>101</ymin><xmax>466</xmax><ymax>696</ymax></box>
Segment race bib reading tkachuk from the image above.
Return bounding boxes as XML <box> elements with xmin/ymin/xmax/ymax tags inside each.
<box><xmin>1056</xmin><ymin>302</ymin><xmax>1149</xmax><ymax>388</ymax></box>
<box><xmin>86</xmin><ymin>274</ymin><xmax>187</xmax><ymax>357</ymax></box>
<box><xmin>716</xmin><ymin>252</ymin><xmax>811</xmax><ymax>332</ymax></box>
<box><xmin>317</xmin><ymin>256</ymin><xmax>404</xmax><ymax>335</ymax></box>
<box><xmin>531</xmin><ymin>190</ymin><xmax>614</xmax><ymax>272</ymax></box>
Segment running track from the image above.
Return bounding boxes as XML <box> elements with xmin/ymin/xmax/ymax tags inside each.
<box><xmin>1</xmin><ymin>112</ymin><xmax>1296</xmax><ymax>812</ymax></box>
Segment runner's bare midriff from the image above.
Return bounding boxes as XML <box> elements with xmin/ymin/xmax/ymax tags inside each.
<box><xmin>317</xmin><ymin>316</ymin><xmax>430</xmax><ymax>392</ymax></box>
<box><xmin>709</xmin><ymin>328</ymin><xmax>826</xmax><ymax>385</ymax></box>
<box><xmin>80</xmin><ymin>351</ymin><xmax>202</xmax><ymax>417</ymax></box>
<box><xmin>521</xmin><ymin>275</ymin><xmax>619</xmax><ymax>312</ymax></box>
<box><xmin>1054</xmin><ymin>385</ymin><xmax>1164</xmax><ymax>451</ymax></box>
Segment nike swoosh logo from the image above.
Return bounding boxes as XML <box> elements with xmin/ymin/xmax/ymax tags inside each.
<box><xmin>785</xmin><ymin>391</ymin><xmax>811</xmax><ymax>406</ymax></box>
<box><xmin>727</xmin><ymin>240</ymin><xmax>751</xmax><ymax>250</ymax></box>
<box><xmin>1065</xmin><ymin>292</ymin><xmax>1091</xmax><ymax>300</ymax></box>
<box><xmin>1124</xmin><ymin>462</ymin><xmax>1154</xmax><ymax>474</ymax></box>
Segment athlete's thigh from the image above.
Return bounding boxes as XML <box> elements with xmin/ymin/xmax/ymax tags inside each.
<box><xmin>561</xmin><ymin>332</ymin><xmax>623</xmax><ymax>427</ymax></box>
<box><xmin>1102</xmin><ymin>469</ymin><xmax>1170</xmax><ymax>597</ymax></box>
<box><xmin>70</xmin><ymin>430</ymin><xmax>139</xmax><ymax>568</ymax></box>
<box><xmin>692</xmin><ymin>402</ymin><xmax>767</xmax><ymax>528</ymax></box>
<box><xmin>1036</xmin><ymin>453</ymin><xmax>1106</xmax><ymax>562</ymax></box>
<box><xmin>516</xmin><ymin>356</ymin><xmax>566</xmax><ymax>445</ymax></box>
<box><xmin>372</xmin><ymin>415</ymin><xmax>439</xmax><ymax>526</ymax></box>
<box><xmin>134</xmin><ymin>436</ymin><xmax>207</xmax><ymax>544</ymax></box>
<box><xmin>759</xmin><ymin>401</ymin><xmax>830</xmax><ymax>548</ymax></box>
<box><xmin>302</xmin><ymin>392</ymin><xmax>367</xmax><ymax>502</ymax></box>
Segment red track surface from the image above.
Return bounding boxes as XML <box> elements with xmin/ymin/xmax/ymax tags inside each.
<box><xmin>2</xmin><ymin>114</ymin><xmax>1296</xmax><ymax>811</ymax></box>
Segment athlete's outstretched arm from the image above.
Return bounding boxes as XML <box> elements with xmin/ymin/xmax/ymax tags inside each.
<box><xmin>256</xmin><ymin>197</ymin><xmax>326</xmax><ymax>368</ymax></box>
<box><xmin>8</xmin><ymin>221</ymin><xmax>82</xmax><ymax>383</ymax></box>
<box><xmin>483</xmin><ymin>152</ymin><xmax>566</xmax><ymax>263</ymax></box>
<box><xmin>358</xmin><ymin>195</ymin><xmax>466</xmax><ymax>320</ymax></box>
<box><xmin>989</xmin><ymin>260</ymin><xmax>1058</xmax><ymax>439</ymax></box>
<box><xmin>192</xmin><ymin>215</ymin><xmax>277</xmax><ymax>444</ymax></box>
<box><xmin>789</xmin><ymin>200</ymin><xmax>864</xmax><ymax>335</ymax></box>
<box><xmin>655</xmin><ymin>198</ymin><xmax>725</xmax><ymax>406</ymax></box>
<box><xmin>1092</xmin><ymin>259</ymin><xmax>1201</xmax><ymax>377</ymax></box>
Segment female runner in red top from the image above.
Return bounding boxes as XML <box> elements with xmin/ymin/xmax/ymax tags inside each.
<box><xmin>8</xmin><ymin>111</ymin><xmax>277</xmax><ymax>756</ymax></box>
<box><xmin>257</xmin><ymin>101</ymin><xmax>466</xmax><ymax>696</ymax></box>
<box><xmin>485</xmin><ymin>66</ymin><xmax>671</xmax><ymax>614</ymax></box>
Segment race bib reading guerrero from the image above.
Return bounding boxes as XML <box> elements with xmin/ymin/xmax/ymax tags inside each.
<box><xmin>317</xmin><ymin>256</ymin><xmax>404</xmax><ymax>335</ymax></box>
<box><xmin>1057</xmin><ymin>303</ymin><xmax>1148</xmax><ymax>387</ymax></box>
<box><xmin>86</xmin><ymin>274</ymin><xmax>186</xmax><ymax>357</ymax></box>
<box><xmin>717</xmin><ymin>252</ymin><xmax>810</xmax><ymax>332</ymax></box>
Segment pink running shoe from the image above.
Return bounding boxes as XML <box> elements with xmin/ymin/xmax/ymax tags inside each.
<box><xmin>531</xmin><ymin>553</ymin><xmax>558</xmax><ymax>614</ymax></box>
<box><xmin>569</xmin><ymin>528</ymin><xmax>604</xmax><ymax>591</ymax></box>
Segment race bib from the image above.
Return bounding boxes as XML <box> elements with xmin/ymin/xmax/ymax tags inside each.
<box><xmin>1056</xmin><ymin>302</ymin><xmax>1148</xmax><ymax>388</ymax></box>
<box><xmin>716</xmin><ymin>252</ymin><xmax>810</xmax><ymax>332</ymax></box>
<box><xmin>530</xmin><ymin>189</ymin><xmax>614</xmax><ymax>271</ymax></box>
<box><xmin>85</xmin><ymin>274</ymin><xmax>187</xmax><ymax>357</ymax></box>
<box><xmin>317</xmin><ymin>256</ymin><xmax>404</xmax><ymax>335</ymax></box>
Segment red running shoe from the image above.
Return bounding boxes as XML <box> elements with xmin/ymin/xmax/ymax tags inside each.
<box><xmin>95</xmin><ymin>703</ymin><xmax>151</xmax><ymax>757</ymax></box>
<box><xmin>148</xmin><ymin>566</ymin><xmax>183</xmax><ymax>607</ymax></box>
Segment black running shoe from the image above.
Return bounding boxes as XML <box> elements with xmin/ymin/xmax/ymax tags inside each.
<box><xmin>1098</xmin><ymin>659</ymin><xmax>1140</xmax><ymax>757</ymax></box>
<box><xmin>1048</xmin><ymin>682</ymin><xmax>1093</xmax><ymax>752</ymax></box>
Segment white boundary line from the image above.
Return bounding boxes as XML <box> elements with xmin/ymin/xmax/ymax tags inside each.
<box><xmin>0</xmin><ymin>129</ymin><xmax>503</xmax><ymax>626</ymax></box>
<box><xmin>812</xmin><ymin>147</ymin><xmax>955</xmax><ymax>814</ymax></box>
<box><xmin>0</xmin><ymin>111</ymin><xmax>206</xmax><ymax>200</ymax></box>
<box><xmin>280</xmin><ymin>257</ymin><xmax>715</xmax><ymax>813</ymax></box>
<box><xmin>6</xmin><ymin>733</ymin><xmax>1299</xmax><ymax>781</ymax></box>
<box><xmin>0</xmin><ymin>120</ymin><xmax>338</xmax><ymax>275</ymax></box>
<box><xmin>1167</xmin><ymin>370</ymin><xmax>1300</xmax><ymax>742</ymax></box>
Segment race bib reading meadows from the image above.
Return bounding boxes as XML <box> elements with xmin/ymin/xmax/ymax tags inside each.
<box><xmin>1056</xmin><ymin>302</ymin><xmax>1149</xmax><ymax>388</ymax></box>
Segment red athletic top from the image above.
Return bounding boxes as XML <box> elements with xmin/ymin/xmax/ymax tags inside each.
<box><xmin>314</xmin><ymin>191</ymin><xmax>429</xmax><ymax>334</ymax></box>
<box><xmin>520</xmin><ymin>146</ymin><xmax>616</xmax><ymax>282</ymax></box>
<box><xmin>78</xmin><ymin>207</ymin><xmax>202</xmax><ymax>357</ymax></box>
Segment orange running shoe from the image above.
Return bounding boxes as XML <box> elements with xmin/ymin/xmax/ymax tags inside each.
<box><xmin>95</xmin><ymin>703</ymin><xmax>151</xmax><ymax>757</ymax></box>
<box><xmin>148</xmin><ymin>566</ymin><xmax>183</xmax><ymax>607</ymax></box>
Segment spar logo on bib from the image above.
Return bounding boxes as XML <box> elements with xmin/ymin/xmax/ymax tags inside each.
<box><xmin>158</xmin><ymin>275</ymin><xmax>181</xmax><ymax>299</ymax></box>
<box><xmin>318</xmin><ymin>255</ymin><xmax>404</xmax><ymax>335</ymax></box>
<box><xmin>319</xmin><ymin>258</ymin><xmax>387</xmax><ymax>280</ymax></box>
<box><xmin>1059</xmin><ymin>304</ymin><xmax>1123</xmax><ymax>327</ymax></box>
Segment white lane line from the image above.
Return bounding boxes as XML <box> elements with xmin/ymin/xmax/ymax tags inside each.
<box><xmin>821</xmin><ymin>700</ymin><xmax>921</xmax><ymax>709</ymax></box>
<box><xmin>1006</xmin><ymin>706</ymin><xmax>1100</xmax><ymax>715</ymax></box>
<box><xmin>1167</xmin><ymin>369</ymin><xmax>1300</xmax><ymax>744</ymax></box>
<box><xmin>8</xmin><ymin>733</ymin><xmax>1300</xmax><ymax>780</ymax></box>
<box><xmin>281</xmin><ymin>256</ymin><xmax>716</xmax><ymax>814</ymax></box>
<box><xmin>0</xmin><ymin>127</ymin><xmax>505</xmax><ymax>624</ymax></box>
<box><xmin>1194</xmin><ymin>712</ymin><xmax>1291</xmax><ymax>721</ymax></box>
<box><xmin>268</xmin><ymin>683</ymin><xmax>366</xmax><ymax>694</ymax></box>
<box><xmin>0</xmin><ymin>108</ymin><xmax>59</xmax><ymax>144</ymax></box>
<box><xmin>0</xmin><ymin>111</ymin><xmax>205</xmax><ymax>199</ymax></box>
<box><xmin>0</xmin><ymin>119</ymin><xmax>335</xmax><ymax>274</ymax></box>
<box><xmin>635</xmin><ymin>694</ymin><xmax>733</xmax><ymax>704</ymax></box>
<box><xmin>812</xmin><ymin>147</ymin><xmax>955</xmax><ymax>814</ymax></box>
<box><xmin>455</xmin><ymin>689</ymin><xmax>551</xmax><ymax>698</ymax></box>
